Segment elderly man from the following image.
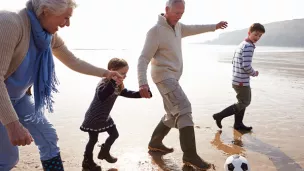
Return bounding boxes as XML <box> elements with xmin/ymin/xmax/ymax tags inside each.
<box><xmin>0</xmin><ymin>0</ymin><xmax>121</xmax><ymax>170</ymax></box>
<box><xmin>137</xmin><ymin>0</ymin><xmax>227</xmax><ymax>170</ymax></box>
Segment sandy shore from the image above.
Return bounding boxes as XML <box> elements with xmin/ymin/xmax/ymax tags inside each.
<box><xmin>10</xmin><ymin>46</ymin><xmax>304</xmax><ymax>171</ymax></box>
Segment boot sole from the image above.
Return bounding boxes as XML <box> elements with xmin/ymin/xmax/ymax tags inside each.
<box><xmin>234</xmin><ymin>126</ymin><xmax>253</xmax><ymax>132</ymax></box>
<box><xmin>148</xmin><ymin>146</ymin><xmax>174</xmax><ymax>153</ymax></box>
<box><xmin>183</xmin><ymin>161</ymin><xmax>212</xmax><ymax>171</ymax></box>
<box><xmin>82</xmin><ymin>169</ymin><xmax>100</xmax><ymax>171</ymax></box>
<box><xmin>82</xmin><ymin>166</ymin><xmax>101</xmax><ymax>171</ymax></box>
<box><xmin>97</xmin><ymin>157</ymin><xmax>117</xmax><ymax>163</ymax></box>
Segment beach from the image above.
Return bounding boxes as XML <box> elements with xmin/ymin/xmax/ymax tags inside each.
<box><xmin>11</xmin><ymin>44</ymin><xmax>304</xmax><ymax>171</ymax></box>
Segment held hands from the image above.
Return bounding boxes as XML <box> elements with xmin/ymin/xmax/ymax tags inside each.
<box><xmin>113</xmin><ymin>77</ymin><xmax>124</xmax><ymax>85</ymax></box>
<box><xmin>5</xmin><ymin>121</ymin><xmax>33</xmax><ymax>146</ymax></box>
<box><xmin>104</xmin><ymin>70</ymin><xmax>124</xmax><ymax>85</ymax></box>
<box><xmin>139</xmin><ymin>84</ymin><xmax>152</xmax><ymax>98</ymax></box>
<box><xmin>216</xmin><ymin>21</ymin><xmax>228</xmax><ymax>30</ymax></box>
<box><xmin>104</xmin><ymin>70</ymin><xmax>123</xmax><ymax>80</ymax></box>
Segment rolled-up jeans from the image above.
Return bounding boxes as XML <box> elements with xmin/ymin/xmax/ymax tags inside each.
<box><xmin>156</xmin><ymin>78</ymin><xmax>194</xmax><ymax>129</ymax></box>
<box><xmin>0</xmin><ymin>94</ymin><xmax>60</xmax><ymax>171</ymax></box>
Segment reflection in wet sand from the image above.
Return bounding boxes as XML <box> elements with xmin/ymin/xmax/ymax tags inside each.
<box><xmin>210</xmin><ymin>130</ymin><xmax>246</xmax><ymax>156</ymax></box>
<box><xmin>11</xmin><ymin>46</ymin><xmax>304</xmax><ymax>170</ymax></box>
<box><xmin>149</xmin><ymin>151</ymin><xmax>181</xmax><ymax>171</ymax></box>
<box><xmin>148</xmin><ymin>150</ymin><xmax>216</xmax><ymax>171</ymax></box>
<box><xmin>211</xmin><ymin>129</ymin><xmax>304</xmax><ymax>171</ymax></box>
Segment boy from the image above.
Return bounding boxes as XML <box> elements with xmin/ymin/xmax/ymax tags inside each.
<box><xmin>213</xmin><ymin>23</ymin><xmax>265</xmax><ymax>131</ymax></box>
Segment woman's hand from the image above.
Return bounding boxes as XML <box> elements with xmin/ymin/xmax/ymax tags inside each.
<box><xmin>104</xmin><ymin>70</ymin><xmax>123</xmax><ymax>80</ymax></box>
<box><xmin>5</xmin><ymin>121</ymin><xmax>33</xmax><ymax>146</ymax></box>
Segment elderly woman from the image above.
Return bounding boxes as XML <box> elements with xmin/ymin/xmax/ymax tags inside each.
<box><xmin>0</xmin><ymin>0</ymin><xmax>121</xmax><ymax>170</ymax></box>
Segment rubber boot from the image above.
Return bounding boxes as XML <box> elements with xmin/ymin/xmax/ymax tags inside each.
<box><xmin>41</xmin><ymin>153</ymin><xmax>64</xmax><ymax>171</ymax></box>
<box><xmin>82</xmin><ymin>153</ymin><xmax>101</xmax><ymax>171</ymax></box>
<box><xmin>148</xmin><ymin>120</ymin><xmax>174</xmax><ymax>153</ymax></box>
<box><xmin>213</xmin><ymin>104</ymin><xmax>237</xmax><ymax>129</ymax></box>
<box><xmin>180</xmin><ymin>126</ymin><xmax>211</xmax><ymax>170</ymax></box>
<box><xmin>234</xmin><ymin>108</ymin><xmax>252</xmax><ymax>131</ymax></box>
<box><xmin>98</xmin><ymin>144</ymin><xmax>117</xmax><ymax>163</ymax></box>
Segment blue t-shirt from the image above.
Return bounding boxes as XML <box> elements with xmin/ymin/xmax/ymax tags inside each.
<box><xmin>5</xmin><ymin>34</ymin><xmax>37</xmax><ymax>99</ymax></box>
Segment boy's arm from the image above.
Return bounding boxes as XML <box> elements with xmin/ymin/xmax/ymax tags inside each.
<box><xmin>120</xmin><ymin>88</ymin><xmax>152</xmax><ymax>98</ymax></box>
<box><xmin>97</xmin><ymin>80</ymin><xmax>116</xmax><ymax>102</ymax></box>
<box><xmin>242</xmin><ymin>45</ymin><xmax>256</xmax><ymax>76</ymax></box>
<box><xmin>138</xmin><ymin>27</ymin><xmax>159</xmax><ymax>87</ymax></box>
<box><xmin>180</xmin><ymin>23</ymin><xmax>216</xmax><ymax>38</ymax></box>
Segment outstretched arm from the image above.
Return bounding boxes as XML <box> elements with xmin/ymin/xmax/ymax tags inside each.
<box><xmin>120</xmin><ymin>88</ymin><xmax>152</xmax><ymax>98</ymax></box>
<box><xmin>51</xmin><ymin>34</ymin><xmax>122</xmax><ymax>80</ymax></box>
<box><xmin>180</xmin><ymin>21</ymin><xmax>228</xmax><ymax>38</ymax></box>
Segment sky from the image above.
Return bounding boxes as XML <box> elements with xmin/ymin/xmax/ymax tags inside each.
<box><xmin>1</xmin><ymin>0</ymin><xmax>304</xmax><ymax>49</ymax></box>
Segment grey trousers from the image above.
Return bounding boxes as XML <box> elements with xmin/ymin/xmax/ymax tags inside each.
<box><xmin>156</xmin><ymin>78</ymin><xmax>194</xmax><ymax>129</ymax></box>
<box><xmin>233</xmin><ymin>85</ymin><xmax>251</xmax><ymax>112</ymax></box>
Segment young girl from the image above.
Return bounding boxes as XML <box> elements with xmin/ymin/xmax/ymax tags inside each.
<box><xmin>80</xmin><ymin>58</ymin><xmax>151</xmax><ymax>170</ymax></box>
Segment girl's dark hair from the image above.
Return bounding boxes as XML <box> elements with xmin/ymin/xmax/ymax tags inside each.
<box><xmin>107</xmin><ymin>58</ymin><xmax>128</xmax><ymax>71</ymax></box>
<box><xmin>107</xmin><ymin>58</ymin><xmax>128</xmax><ymax>92</ymax></box>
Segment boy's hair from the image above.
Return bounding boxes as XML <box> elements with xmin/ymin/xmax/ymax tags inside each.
<box><xmin>107</xmin><ymin>58</ymin><xmax>128</xmax><ymax>71</ymax></box>
<box><xmin>249</xmin><ymin>23</ymin><xmax>265</xmax><ymax>33</ymax></box>
<box><xmin>107</xmin><ymin>58</ymin><xmax>128</xmax><ymax>92</ymax></box>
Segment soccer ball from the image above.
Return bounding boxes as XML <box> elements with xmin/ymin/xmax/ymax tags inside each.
<box><xmin>224</xmin><ymin>154</ymin><xmax>250</xmax><ymax>171</ymax></box>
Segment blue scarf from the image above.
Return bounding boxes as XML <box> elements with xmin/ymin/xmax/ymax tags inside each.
<box><xmin>26</xmin><ymin>10</ymin><xmax>59</xmax><ymax>122</ymax></box>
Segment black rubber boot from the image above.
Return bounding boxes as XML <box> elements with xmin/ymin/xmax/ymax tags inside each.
<box><xmin>98</xmin><ymin>144</ymin><xmax>117</xmax><ymax>163</ymax></box>
<box><xmin>41</xmin><ymin>153</ymin><xmax>64</xmax><ymax>171</ymax></box>
<box><xmin>82</xmin><ymin>153</ymin><xmax>101</xmax><ymax>171</ymax></box>
<box><xmin>234</xmin><ymin>108</ymin><xmax>252</xmax><ymax>131</ymax></box>
<box><xmin>213</xmin><ymin>104</ymin><xmax>237</xmax><ymax>129</ymax></box>
<box><xmin>180</xmin><ymin>126</ymin><xmax>211</xmax><ymax>170</ymax></box>
<box><xmin>148</xmin><ymin>120</ymin><xmax>174</xmax><ymax>153</ymax></box>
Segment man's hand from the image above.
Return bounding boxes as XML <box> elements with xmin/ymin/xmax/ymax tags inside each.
<box><xmin>216</xmin><ymin>21</ymin><xmax>228</xmax><ymax>30</ymax></box>
<box><xmin>254</xmin><ymin>71</ymin><xmax>259</xmax><ymax>77</ymax></box>
<box><xmin>5</xmin><ymin>121</ymin><xmax>33</xmax><ymax>146</ymax></box>
<box><xmin>104</xmin><ymin>71</ymin><xmax>123</xmax><ymax>80</ymax></box>
<box><xmin>139</xmin><ymin>84</ymin><xmax>151</xmax><ymax>98</ymax></box>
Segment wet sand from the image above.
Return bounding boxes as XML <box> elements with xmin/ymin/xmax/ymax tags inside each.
<box><xmin>11</xmin><ymin>45</ymin><xmax>304</xmax><ymax>171</ymax></box>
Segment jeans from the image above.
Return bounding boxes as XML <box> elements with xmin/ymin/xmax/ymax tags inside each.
<box><xmin>0</xmin><ymin>94</ymin><xmax>60</xmax><ymax>171</ymax></box>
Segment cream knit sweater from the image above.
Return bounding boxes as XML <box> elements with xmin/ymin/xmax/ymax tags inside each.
<box><xmin>0</xmin><ymin>9</ymin><xmax>107</xmax><ymax>125</ymax></box>
<box><xmin>138</xmin><ymin>14</ymin><xmax>216</xmax><ymax>86</ymax></box>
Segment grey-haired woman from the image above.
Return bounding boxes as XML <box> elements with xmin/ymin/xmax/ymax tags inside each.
<box><xmin>0</xmin><ymin>0</ymin><xmax>121</xmax><ymax>170</ymax></box>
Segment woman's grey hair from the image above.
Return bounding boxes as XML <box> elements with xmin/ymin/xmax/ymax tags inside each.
<box><xmin>166</xmin><ymin>0</ymin><xmax>185</xmax><ymax>7</ymax></box>
<box><xmin>26</xmin><ymin>0</ymin><xmax>77</xmax><ymax>17</ymax></box>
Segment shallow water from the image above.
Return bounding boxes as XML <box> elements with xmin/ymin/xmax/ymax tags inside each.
<box><xmin>12</xmin><ymin>45</ymin><xmax>304</xmax><ymax>171</ymax></box>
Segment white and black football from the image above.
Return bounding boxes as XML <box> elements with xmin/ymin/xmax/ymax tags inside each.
<box><xmin>224</xmin><ymin>154</ymin><xmax>250</xmax><ymax>171</ymax></box>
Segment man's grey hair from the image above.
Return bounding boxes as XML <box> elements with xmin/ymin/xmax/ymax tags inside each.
<box><xmin>26</xmin><ymin>0</ymin><xmax>77</xmax><ymax>17</ymax></box>
<box><xmin>166</xmin><ymin>0</ymin><xmax>185</xmax><ymax>7</ymax></box>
